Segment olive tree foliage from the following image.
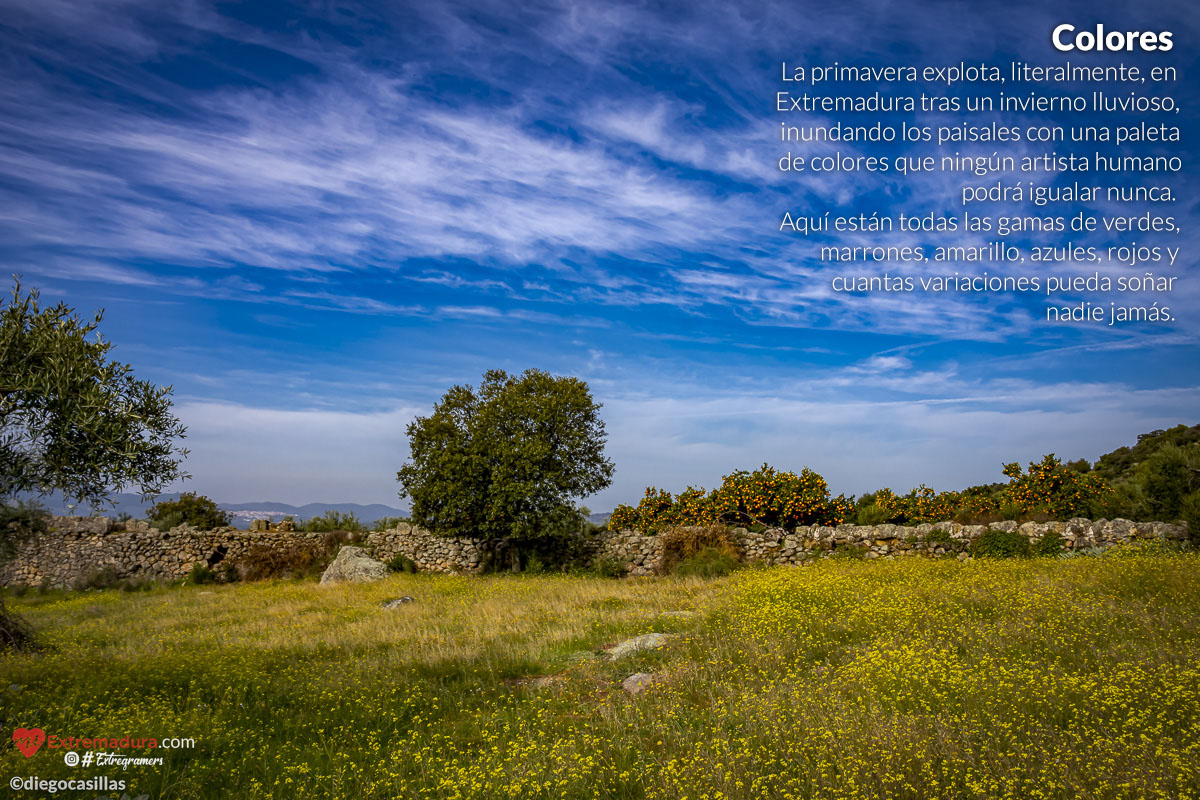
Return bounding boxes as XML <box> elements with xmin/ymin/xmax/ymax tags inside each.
<box><xmin>0</xmin><ymin>277</ymin><xmax>189</xmax><ymax>508</ymax></box>
<box><xmin>397</xmin><ymin>369</ymin><xmax>614</xmax><ymax>541</ymax></box>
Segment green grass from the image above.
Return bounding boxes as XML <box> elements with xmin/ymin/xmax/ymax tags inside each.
<box><xmin>2</xmin><ymin>554</ymin><xmax>1198</xmax><ymax>799</ymax></box>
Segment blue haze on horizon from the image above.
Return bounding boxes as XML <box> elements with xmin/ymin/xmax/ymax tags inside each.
<box><xmin>1</xmin><ymin>0</ymin><xmax>1197</xmax><ymax>509</ymax></box>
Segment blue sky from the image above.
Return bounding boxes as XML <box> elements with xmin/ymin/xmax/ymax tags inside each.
<box><xmin>1</xmin><ymin>0</ymin><xmax>1197</xmax><ymax>510</ymax></box>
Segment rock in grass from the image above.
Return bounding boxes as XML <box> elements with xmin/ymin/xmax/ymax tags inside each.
<box><xmin>381</xmin><ymin>596</ymin><xmax>415</xmax><ymax>609</ymax></box>
<box><xmin>622</xmin><ymin>672</ymin><xmax>656</xmax><ymax>694</ymax></box>
<box><xmin>320</xmin><ymin>546</ymin><xmax>388</xmax><ymax>585</ymax></box>
<box><xmin>606</xmin><ymin>633</ymin><xmax>675</xmax><ymax>659</ymax></box>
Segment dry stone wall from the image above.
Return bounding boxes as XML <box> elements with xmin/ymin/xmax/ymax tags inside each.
<box><xmin>601</xmin><ymin>518</ymin><xmax>1187</xmax><ymax>575</ymax></box>
<box><xmin>0</xmin><ymin>516</ymin><xmax>1187</xmax><ymax>588</ymax></box>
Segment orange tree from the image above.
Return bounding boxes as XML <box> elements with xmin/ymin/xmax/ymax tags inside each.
<box><xmin>1000</xmin><ymin>454</ymin><xmax>1116</xmax><ymax>519</ymax></box>
<box><xmin>608</xmin><ymin>464</ymin><xmax>852</xmax><ymax>532</ymax></box>
<box><xmin>866</xmin><ymin>485</ymin><xmax>962</xmax><ymax>524</ymax></box>
<box><xmin>706</xmin><ymin>464</ymin><xmax>851</xmax><ymax>528</ymax></box>
<box><xmin>955</xmin><ymin>485</ymin><xmax>1002</xmax><ymax>521</ymax></box>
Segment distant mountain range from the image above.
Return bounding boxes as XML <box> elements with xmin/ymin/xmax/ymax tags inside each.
<box><xmin>18</xmin><ymin>491</ymin><xmax>410</xmax><ymax>528</ymax></box>
<box><xmin>18</xmin><ymin>491</ymin><xmax>613</xmax><ymax>529</ymax></box>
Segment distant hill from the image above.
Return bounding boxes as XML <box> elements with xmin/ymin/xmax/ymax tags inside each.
<box><xmin>16</xmin><ymin>491</ymin><xmax>409</xmax><ymax>529</ymax></box>
<box><xmin>1093</xmin><ymin>423</ymin><xmax>1200</xmax><ymax>481</ymax></box>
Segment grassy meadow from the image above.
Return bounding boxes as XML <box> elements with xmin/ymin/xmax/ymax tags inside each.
<box><xmin>2</xmin><ymin>554</ymin><xmax>1199</xmax><ymax>799</ymax></box>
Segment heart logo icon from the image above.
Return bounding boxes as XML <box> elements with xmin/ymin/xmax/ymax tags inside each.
<box><xmin>12</xmin><ymin>727</ymin><xmax>45</xmax><ymax>758</ymax></box>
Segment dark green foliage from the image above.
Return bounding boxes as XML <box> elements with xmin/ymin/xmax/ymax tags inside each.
<box><xmin>387</xmin><ymin>554</ymin><xmax>418</xmax><ymax>573</ymax></box>
<box><xmin>0</xmin><ymin>277</ymin><xmax>188</xmax><ymax>507</ymax></box>
<box><xmin>924</xmin><ymin>529</ymin><xmax>952</xmax><ymax>544</ymax></box>
<box><xmin>149</xmin><ymin>492</ymin><xmax>230</xmax><ymax>532</ymax></box>
<box><xmin>397</xmin><ymin>369</ymin><xmax>614</xmax><ymax>541</ymax></box>
<box><xmin>588</xmin><ymin>555</ymin><xmax>628</xmax><ymax>578</ymax></box>
<box><xmin>855</xmin><ymin>503</ymin><xmax>889</xmax><ymax>525</ymax></box>
<box><xmin>1136</xmin><ymin>445</ymin><xmax>1197</xmax><ymax>520</ymax></box>
<box><xmin>75</xmin><ymin>564</ymin><xmax>123</xmax><ymax>590</ymax></box>
<box><xmin>372</xmin><ymin>516</ymin><xmax>410</xmax><ymax>531</ymax></box>
<box><xmin>1182</xmin><ymin>491</ymin><xmax>1200</xmax><ymax>547</ymax></box>
<box><xmin>188</xmin><ymin>563</ymin><xmax>219</xmax><ymax>585</ymax></box>
<box><xmin>303</xmin><ymin>511</ymin><xmax>366</xmax><ymax>533</ymax></box>
<box><xmin>477</xmin><ymin>506</ymin><xmax>600</xmax><ymax>574</ymax></box>
<box><xmin>1093</xmin><ymin>424</ymin><xmax>1200</xmax><ymax>482</ymax></box>
<box><xmin>119</xmin><ymin>575</ymin><xmax>156</xmax><ymax>592</ymax></box>
<box><xmin>1035</xmin><ymin>531</ymin><xmax>1066</xmax><ymax>557</ymax></box>
<box><xmin>673</xmin><ymin>546</ymin><xmax>741</xmax><ymax>578</ymax></box>
<box><xmin>969</xmin><ymin>529</ymin><xmax>1032</xmax><ymax>559</ymax></box>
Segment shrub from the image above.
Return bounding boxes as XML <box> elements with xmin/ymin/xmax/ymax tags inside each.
<box><xmin>387</xmin><ymin>554</ymin><xmax>418</xmax><ymax>573</ymax></box>
<box><xmin>232</xmin><ymin>542</ymin><xmax>327</xmax><ymax>581</ymax></box>
<box><xmin>589</xmin><ymin>555</ymin><xmax>628</xmax><ymax>578</ymax></box>
<box><xmin>188</xmin><ymin>563</ymin><xmax>219</xmax><ymax>585</ymax></box>
<box><xmin>657</xmin><ymin>525</ymin><xmax>741</xmax><ymax>575</ymax></box>
<box><xmin>119</xmin><ymin>575</ymin><xmax>156</xmax><ymax>592</ymax></box>
<box><xmin>148</xmin><ymin>492</ymin><xmax>230</xmax><ymax>532</ymax></box>
<box><xmin>673</xmin><ymin>546</ymin><xmax>741</xmax><ymax>578</ymax></box>
<box><xmin>372</xmin><ymin>516</ymin><xmax>410</xmax><ymax>531</ymax></box>
<box><xmin>75</xmin><ymin>564</ymin><xmax>123</xmax><ymax>590</ymax></box>
<box><xmin>855</xmin><ymin>503</ymin><xmax>889</xmax><ymax>526</ymax></box>
<box><xmin>304</xmin><ymin>511</ymin><xmax>366</xmax><ymax>533</ymax></box>
<box><xmin>321</xmin><ymin>529</ymin><xmax>368</xmax><ymax>550</ymax></box>
<box><xmin>997</xmin><ymin>502</ymin><xmax>1022</xmax><ymax>521</ymax></box>
<box><xmin>218</xmin><ymin>562</ymin><xmax>240</xmax><ymax>583</ymax></box>
<box><xmin>1182</xmin><ymin>490</ymin><xmax>1200</xmax><ymax>547</ymax></box>
<box><xmin>479</xmin><ymin>505</ymin><xmax>599</xmax><ymax>574</ymax></box>
<box><xmin>924</xmin><ymin>528</ymin><xmax>952</xmax><ymax>544</ymax></box>
<box><xmin>1134</xmin><ymin>444</ymin><xmax>1200</xmax><ymax>520</ymax></box>
<box><xmin>1035</xmin><ymin>530</ymin><xmax>1066</xmax><ymax>557</ymax></box>
<box><xmin>969</xmin><ymin>529</ymin><xmax>1031</xmax><ymax>559</ymax></box>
